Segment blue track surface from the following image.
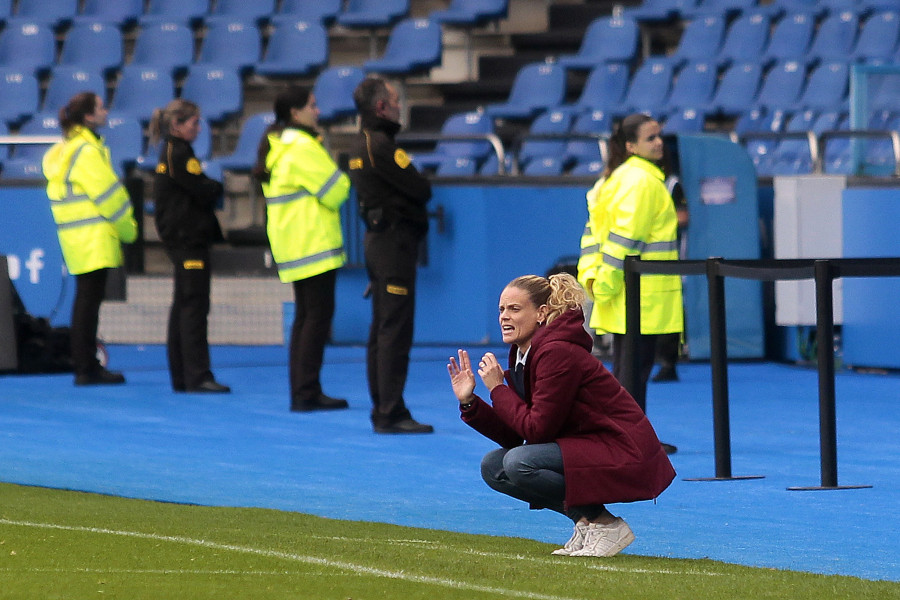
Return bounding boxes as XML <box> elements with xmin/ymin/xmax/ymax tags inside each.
<box><xmin>1</xmin><ymin>344</ymin><xmax>898</xmax><ymax>582</ymax></box>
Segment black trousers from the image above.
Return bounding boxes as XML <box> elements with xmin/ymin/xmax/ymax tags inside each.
<box><xmin>364</xmin><ymin>227</ymin><xmax>420</xmax><ymax>426</ymax></box>
<box><xmin>289</xmin><ymin>269</ymin><xmax>336</xmax><ymax>404</ymax></box>
<box><xmin>166</xmin><ymin>247</ymin><xmax>213</xmax><ymax>390</ymax></box>
<box><xmin>611</xmin><ymin>332</ymin><xmax>660</xmax><ymax>412</ymax></box>
<box><xmin>71</xmin><ymin>268</ymin><xmax>109</xmax><ymax>376</ymax></box>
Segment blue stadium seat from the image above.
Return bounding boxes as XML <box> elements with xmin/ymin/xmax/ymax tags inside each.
<box><xmin>563</xmin><ymin>110</ymin><xmax>611</xmax><ymax>166</ymax></box>
<box><xmin>208</xmin><ymin>0</ymin><xmax>275</xmax><ymax>24</ymax></box>
<box><xmin>753</xmin><ymin>60</ymin><xmax>807</xmax><ymax>112</ymax></box>
<box><xmin>806</xmin><ymin>9</ymin><xmax>860</xmax><ymax>64</ymax></box>
<box><xmin>0</xmin><ymin>121</ymin><xmax>9</xmax><ymax>168</ymax></box>
<box><xmin>100</xmin><ymin>113</ymin><xmax>143</xmax><ymax>177</ymax></box>
<box><xmin>0</xmin><ymin>67</ymin><xmax>40</xmax><ymax>127</ymax></box>
<box><xmin>314</xmin><ymin>66</ymin><xmax>366</xmax><ymax>125</ymax></box>
<box><xmin>717</xmin><ymin>11</ymin><xmax>770</xmax><ymax>67</ymax></box>
<box><xmin>758</xmin><ymin>109</ymin><xmax>819</xmax><ymax>175</ymax></box>
<box><xmin>570</xmin><ymin>159</ymin><xmax>605</xmax><ymax>176</ymax></box>
<box><xmin>275</xmin><ymin>0</ymin><xmax>342</xmax><ymax>25</ymax></box>
<box><xmin>429</xmin><ymin>0</ymin><xmax>508</xmax><ymax>26</ymax></box>
<box><xmin>822</xmin><ymin>114</ymin><xmax>853</xmax><ymax>174</ymax></box>
<box><xmin>216</xmin><ymin>112</ymin><xmax>275</xmax><ymax>172</ymax></box>
<box><xmin>659</xmin><ymin>15</ymin><xmax>725</xmax><ymax>67</ymax></box>
<box><xmin>483</xmin><ymin>62</ymin><xmax>566</xmax><ymax>121</ymax></box>
<box><xmin>130</xmin><ymin>22</ymin><xmax>195</xmax><ymax>76</ymax></box>
<box><xmin>706</xmin><ymin>62</ymin><xmax>763</xmax><ymax>115</ymax></box>
<box><xmin>337</xmin><ymin>0</ymin><xmax>409</xmax><ymax>29</ymax></box>
<box><xmin>557</xmin><ymin>16</ymin><xmax>640</xmax><ymax>70</ymax></box>
<box><xmin>793</xmin><ymin>61</ymin><xmax>848</xmax><ymax>112</ymax></box>
<box><xmin>666</xmin><ymin>61</ymin><xmax>717</xmax><ymax>111</ymax></box>
<box><xmin>517</xmin><ymin>110</ymin><xmax>573</xmax><ymax>170</ymax></box>
<box><xmin>0</xmin><ymin>20</ymin><xmax>55</xmax><ymax>76</ymax></box>
<box><xmin>141</xmin><ymin>0</ymin><xmax>209</xmax><ymax>27</ymax></box>
<box><xmin>523</xmin><ymin>156</ymin><xmax>564</xmax><ymax>176</ymax></box>
<box><xmin>195</xmin><ymin>18</ymin><xmax>261</xmax><ymax>75</ymax></box>
<box><xmin>435</xmin><ymin>156</ymin><xmax>478</xmax><ymax>177</ymax></box>
<box><xmin>58</xmin><ymin>21</ymin><xmax>123</xmax><ymax>76</ymax></box>
<box><xmin>74</xmin><ymin>0</ymin><xmax>143</xmax><ymax>28</ymax></box>
<box><xmin>863</xmin><ymin>110</ymin><xmax>900</xmax><ymax>175</ymax></box>
<box><xmin>2</xmin><ymin>112</ymin><xmax>60</xmax><ymax>180</ymax></box>
<box><xmin>763</xmin><ymin>12</ymin><xmax>815</xmax><ymax>64</ymax></box>
<box><xmin>682</xmin><ymin>0</ymin><xmax>760</xmax><ymax>18</ymax></box>
<box><xmin>410</xmin><ymin>111</ymin><xmax>495</xmax><ymax>171</ymax></box>
<box><xmin>13</xmin><ymin>0</ymin><xmax>77</xmax><ymax>28</ymax></box>
<box><xmin>0</xmin><ymin>0</ymin><xmax>10</xmax><ymax>23</ymax></box>
<box><xmin>364</xmin><ymin>19</ymin><xmax>441</xmax><ymax>76</ymax></box>
<box><xmin>193</xmin><ymin>116</ymin><xmax>213</xmax><ymax>161</ymax></box>
<box><xmin>109</xmin><ymin>65</ymin><xmax>176</xmax><ymax>124</ymax></box>
<box><xmin>662</xmin><ymin>108</ymin><xmax>706</xmax><ymax>133</ymax></box>
<box><xmin>43</xmin><ymin>67</ymin><xmax>107</xmax><ymax>114</ymax></box>
<box><xmin>852</xmin><ymin>10</ymin><xmax>900</xmax><ymax>63</ymax></box>
<box><xmin>255</xmin><ymin>21</ymin><xmax>328</xmax><ymax>78</ymax></box>
<box><xmin>869</xmin><ymin>67</ymin><xmax>900</xmax><ymax>112</ymax></box>
<box><xmin>180</xmin><ymin>66</ymin><xmax>243</xmax><ymax>124</ymax></box>
<box><xmin>555</xmin><ymin>63</ymin><xmax>629</xmax><ymax>115</ymax></box>
<box><xmin>624</xmin><ymin>0</ymin><xmax>697</xmax><ymax>23</ymax></box>
<box><xmin>756</xmin><ymin>0</ymin><xmax>824</xmax><ymax>18</ymax></box>
<box><xmin>478</xmin><ymin>152</ymin><xmax>513</xmax><ymax>175</ymax></box>
<box><xmin>618</xmin><ymin>58</ymin><xmax>674</xmax><ymax>118</ymax></box>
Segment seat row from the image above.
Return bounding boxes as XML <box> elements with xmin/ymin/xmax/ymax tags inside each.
<box><xmin>625</xmin><ymin>0</ymin><xmax>900</xmax><ymax>23</ymax></box>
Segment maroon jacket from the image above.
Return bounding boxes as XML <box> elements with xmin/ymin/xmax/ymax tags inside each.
<box><xmin>461</xmin><ymin>308</ymin><xmax>675</xmax><ymax>508</ymax></box>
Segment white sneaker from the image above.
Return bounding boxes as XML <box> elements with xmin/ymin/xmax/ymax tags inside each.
<box><xmin>551</xmin><ymin>522</ymin><xmax>589</xmax><ymax>556</ymax></box>
<box><xmin>569</xmin><ymin>518</ymin><xmax>635</xmax><ymax>557</ymax></box>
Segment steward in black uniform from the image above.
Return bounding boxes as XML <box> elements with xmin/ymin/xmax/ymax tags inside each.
<box><xmin>153</xmin><ymin>100</ymin><xmax>229</xmax><ymax>393</ymax></box>
<box><xmin>349</xmin><ymin>77</ymin><xmax>433</xmax><ymax>434</ymax></box>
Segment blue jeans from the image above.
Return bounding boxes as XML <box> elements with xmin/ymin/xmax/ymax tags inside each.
<box><xmin>480</xmin><ymin>443</ymin><xmax>605</xmax><ymax>522</ymax></box>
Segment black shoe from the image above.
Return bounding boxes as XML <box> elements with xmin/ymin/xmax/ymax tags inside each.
<box><xmin>651</xmin><ymin>366</ymin><xmax>679</xmax><ymax>383</ymax></box>
<box><xmin>374</xmin><ymin>418</ymin><xmax>434</xmax><ymax>434</ymax></box>
<box><xmin>75</xmin><ymin>369</ymin><xmax>126</xmax><ymax>386</ymax></box>
<box><xmin>291</xmin><ymin>393</ymin><xmax>349</xmax><ymax>412</ymax></box>
<box><xmin>662</xmin><ymin>442</ymin><xmax>678</xmax><ymax>455</ymax></box>
<box><xmin>186</xmin><ymin>380</ymin><xmax>231</xmax><ymax>393</ymax></box>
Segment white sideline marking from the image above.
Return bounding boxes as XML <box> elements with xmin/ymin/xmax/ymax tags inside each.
<box><xmin>0</xmin><ymin>518</ymin><xmax>580</xmax><ymax>600</ymax></box>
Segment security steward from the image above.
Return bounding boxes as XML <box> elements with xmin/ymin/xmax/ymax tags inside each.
<box><xmin>43</xmin><ymin>91</ymin><xmax>137</xmax><ymax>386</ymax></box>
<box><xmin>256</xmin><ymin>86</ymin><xmax>351</xmax><ymax>412</ymax></box>
<box><xmin>349</xmin><ymin>77</ymin><xmax>434</xmax><ymax>434</ymax></box>
<box><xmin>152</xmin><ymin>99</ymin><xmax>230</xmax><ymax>393</ymax></box>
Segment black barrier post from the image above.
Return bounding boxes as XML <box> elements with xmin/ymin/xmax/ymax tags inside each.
<box><xmin>684</xmin><ymin>258</ymin><xmax>764</xmax><ymax>482</ymax></box>
<box><xmin>623</xmin><ymin>255</ymin><xmax>643</xmax><ymax>412</ymax></box>
<box><xmin>788</xmin><ymin>260</ymin><xmax>871</xmax><ymax>491</ymax></box>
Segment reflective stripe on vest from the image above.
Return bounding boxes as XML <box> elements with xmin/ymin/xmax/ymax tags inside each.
<box><xmin>607</xmin><ymin>231</ymin><xmax>678</xmax><ymax>254</ymax></box>
<box><xmin>276</xmin><ymin>247</ymin><xmax>344</xmax><ymax>273</ymax></box>
<box><xmin>317</xmin><ymin>169</ymin><xmax>342</xmax><ymax>198</ymax></box>
<box><xmin>266</xmin><ymin>189</ymin><xmax>312</xmax><ymax>205</ymax></box>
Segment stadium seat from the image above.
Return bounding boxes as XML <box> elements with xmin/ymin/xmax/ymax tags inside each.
<box><xmin>682</xmin><ymin>0</ymin><xmax>760</xmax><ymax>18</ymax></box>
<box><xmin>821</xmin><ymin>114</ymin><xmax>854</xmax><ymax>174</ymax></box>
<box><xmin>314</xmin><ymin>66</ymin><xmax>366</xmax><ymax>125</ymax></box>
<box><xmin>793</xmin><ymin>61</ymin><xmax>848</xmax><ymax>112</ymax></box>
<box><xmin>479</xmin><ymin>152</ymin><xmax>513</xmax><ymax>175</ymax></box>
<box><xmin>58</xmin><ymin>21</ymin><xmax>124</xmax><ymax>76</ymax></box>
<box><xmin>179</xmin><ymin>66</ymin><xmax>243</xmax><ymax>124</ymax></box>
<box><xmin>429</xmin><ymin>0</ymin><xmax>509</xmax><ymax>26</ymax></box>
<box><xmin>805</xmin><ymin>10</ymin><xmax>860</xmax><ymax>65</ymax></box>
<box><xmin>363</xmin><ymin>19</ymin><xmax>442</xmax><ymax>76</ymax></box>
<box><xmin>869</xmin><ymin>67</ymin><xmax>900</xmax><ymax>112</ymax></box>
<box><xmin>74</xmin><ymin>0</ymin><xmax>143</xmax><ymax>28</ymax></box>
<box><xmin>43</xmin><ymin>67</ymin><xmax>107</xmax><ymax>114</ymax></box>
<box><xmin>662</xmin><ymin>108</ymin><xmax>706</xmax><ymax>133</ymax></box>
<box><xmin>753</xmin><ymin>60</ymin><xmax>807</xmax><ymax>112</ymax></box>
<box><xmin>570</xmin><ymin>159</ymin><xmax>605</xmax><ymax>176</ymax></box>
<box><xmin>618</xmin><ymin>58</ymin><xmax>674</xmax><ymax>118</ymax></box>
<box><xmin>1</xmin><ymin>112</ymin><xmax>60</xmax><ymax>180</ymax></box>
<box><xmin>109</xmin><ymin>65</ymin><xmax>176</xmax><ymax>124</ymax></box>
<box><xmin>756</xmin><ymin>109</ymin><xmax>818</xmax><ymax>175</ymax></box>
<box><xmin>523</xmin><ymin>156</ymin><xmax>565</xmax><ymax>176</ymax></box>
<box><xmin>516</xmin><ymin>110</ymin><xmax>573</xmax><ymax>170</ymax></box>
<box><xmin>0</xmin><ymin>0</ymin><xmax>9</xmax><ymax>23</ymax></box>
<box><xmin>762</xmin><ymin>12</ymin><xmax>815</xmax><ymax>64</ymax></box>
<box><xmin>275</xmin><ymin>0</ymin><xmax>342</xmax><ymax>26</ymax></box>
<box><xmin>563</xmin><ymin>110</ymin><xmax>611</xmax><ymax>166</ymax></box>
<box><xmin>624</xmin><ymin>0</ymin><xmax>697</xmax><ymax>23</ymax></box>
<box><xmin>852</xmin><ymin>10</ymin><xmax>900</xmax><ymax>63</ymax></box>
<box><xmin>666</xmin><ymin>61</ymin><xmax>717</xmax><ymax>111</ymax></box>
<box><xmin>0</xmin><ymin>20</ymin><xmax>55</xmax><ymax>76</ymax></box>
<box><xmin>13</xmin><ymin>0</ymin><xmax>77</xmax><ymax>28</ymax></box>
<box><xmin>736</xmin><ymin>107</ymin><xmax>787</xmax><ymax>169</ymax></box>
<box><xmin>215</xmin><ymin>112</ymin><xmax>275</xmax><ymax>172</ymax></box>
<box><xmin>208</xmin><ymin>0</ymin><xmax>275</xmax><ymax>24</ymax></box>
<box><xmin>195</xmin><ymin>18</ymin><xmax>261</xmax><ymax>75</ymax></box>
<box><xmin>337</xmin><ymin>0</ymin><xmax>409</xmax><ymax>29</ymax></box>
<box><xmin>717</xmin><ymin>11</ymin><xmax>770</xmax><ymax>67</ymax></box>
<box><xmin>130</xmin><ymin>22</ymin><xmax>194</xmax><ymax>77</ymax></box>
<box><xmin>483</xmin><ymin>62</ymin><xmax>566</xmax><ymax>121</ymax></box>
<box><xmin>0</xmin><ymin>67</ymin><xmax>40</xmax><ymax>127</ymax></box>
<box><xmin>658</xmin><ymin>15</ymin><xmax>725</xmax><ymax>67</ymax></box>
<box><xmin>409</xmin><ymin>111</ymin><xmax>495</xmax><ymax>171</ymax></box>
<box><xmin>435</xmin><ymin>156</ymin><xmax>478</xmax><ymax>177</ymax></box>
<box><xmin>706</xmin><ymin>62</ymin><xmax>763</xmax><ymax>115</ymax></box>
<box><xmin>556</xmin><ymin>16</ymin><xmax>640</xmax><ymax>70</ymax></box>
<box><xmin>255</xmin><ymin>21</ymin><xmax>328</xmax><ymax>78</ymax></box>
<box><xmin>554</xmin><ymin>63</ymin><xmax>629</xmax><ymax>115</ymax></box>
<box><xmin>100</xmin><ymin>113</ymin><xmax>143</xmax><ymax>177</ymax></box>
<box><xmin>141</xmin><ymin>0</ymin><xmax>209</xmax><ymax>27</ymax></box>
<box><xmin>862</xmin><ymin>110</ymin><xmax>900</xmax><ymax>175</ymax></box>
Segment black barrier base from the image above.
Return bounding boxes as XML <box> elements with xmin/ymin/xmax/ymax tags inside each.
<box><xmin>787</xmin><ymin>484</ymin><xmax>873</xmax><ymax>491</ymax></box>
<box><xmin>683</xmin><ymin>475</ymin><xmax>766</xmax><ymax>482</ymax></box>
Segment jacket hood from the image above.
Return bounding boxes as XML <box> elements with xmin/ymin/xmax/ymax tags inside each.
<box><xmin>531</xmin><ymin>308</ymin><xmax>593</xmax><ymax>354</ymax></box>
<box><xmin>265</xmin><ymin>127</ymin><xmax>315</xmax><ymax>172</ymax></box>
<box><xmin>43</xmin><ymin>125</ymin><xmax>96</xmax><ymax>182</ymax></box>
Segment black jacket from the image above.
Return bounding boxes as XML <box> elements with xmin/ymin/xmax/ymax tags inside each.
<box><xmin>348</xmin><ymin>117</ymin><xmax>431</xmax><ymax>237</ymax></box>
<box><xmin>154</xmin><ymin>136</ymin><xmax>224</xmax><ymax>249</ymax></box>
